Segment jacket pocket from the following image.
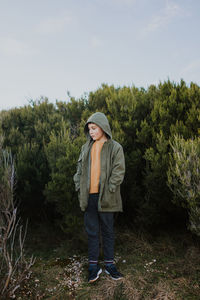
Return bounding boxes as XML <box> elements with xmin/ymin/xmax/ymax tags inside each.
<box><xmin>101</xmin><ymin>184</ymin><xmax>117</xmax><ymax>209</ymax></box>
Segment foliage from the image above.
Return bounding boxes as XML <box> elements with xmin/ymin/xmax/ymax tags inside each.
<box><xmin>44</xmin><ymin>123</ymin><xmax>84</xmax><ymax>234</ymax></box>
<box><xmin>167</xmin><ymin>135</ymin><xmax>200</xmax><ymax>236</ymax></box>
<box><xmin>0</xmin><ymin>80</ymin><xmax>200</xmax><ymax>233</ymax></box>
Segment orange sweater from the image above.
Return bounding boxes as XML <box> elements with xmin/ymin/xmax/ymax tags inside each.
<box><xmin>89</xmin><ymin>141</ymin><xmax>104</xmax><ymax>193</ymax></box>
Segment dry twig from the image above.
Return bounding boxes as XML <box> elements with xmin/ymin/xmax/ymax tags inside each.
<box><xmin>0</xmin><ymin>143</ymin><xmax>35</xmax><ymax>298</ymax></box>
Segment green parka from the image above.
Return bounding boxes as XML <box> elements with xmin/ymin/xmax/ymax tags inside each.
<box><xmin>73</xmin><ymin>112</ymin><xmax>125</xmax><ymax>212</ymax></box>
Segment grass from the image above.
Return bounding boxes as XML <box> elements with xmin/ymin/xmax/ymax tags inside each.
<box><xmin>13</xmin><ymin>223</ymin><xmax>200</xmax><ymax>300</ymax></box>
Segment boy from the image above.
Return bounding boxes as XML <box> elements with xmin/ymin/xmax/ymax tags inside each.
<box><xmin>73</xmin><ymin>112</ymin><xmax>125</xmax><ymax>283</ymax></box>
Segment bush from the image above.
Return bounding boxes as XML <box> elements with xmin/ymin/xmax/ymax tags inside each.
<box><xmin>44</xmin><ymin>125</ymin><xmax>84</xmax><ymax>234</ymax></box>
<box><xmin>1</xmin><ymin>81</ymin><xmax>200</xmax><ymax>231</ymax></box>
<box><xmin>167</xmin><ymin>135</ymin><xmax>200</xmax><ymax>236</ymax></box>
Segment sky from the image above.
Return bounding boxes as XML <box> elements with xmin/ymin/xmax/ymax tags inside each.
<box><xmin>0</xmin><ymin>0</ymin><xmax>200</xmax><ymax>110</ymax></box>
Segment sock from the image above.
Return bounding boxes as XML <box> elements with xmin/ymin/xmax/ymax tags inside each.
<box><xmin>89</xmin><ymin>260</ymin><xmax>98</xmax><ymax>268</ymax></box>
<box><xmin>105</xmin><ymin>260</ymin><xmax>114</xmax><ymax>267</ymax></box>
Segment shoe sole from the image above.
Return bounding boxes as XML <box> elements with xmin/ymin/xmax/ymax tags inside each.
<box><xmin>88</xmin><ymin>268</ymin><xmax>102</xmax><ymax>283</ymax></box>
<box><xmin>105</xmin><ymin>270</ymin><xmax>123</xmax><ymax>280</ymax></box>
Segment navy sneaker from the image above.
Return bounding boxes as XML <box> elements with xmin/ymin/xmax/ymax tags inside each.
<box><xmin>105</xmin><ymin>264</ymin><xmax>123</xmax><ymax>280</ymax></box>
<box><xmin>88</xmin><ymin>265</ymin><xmax>102</xmax><ymax>283</ymax></box>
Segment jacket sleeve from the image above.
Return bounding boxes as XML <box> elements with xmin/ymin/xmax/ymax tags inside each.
<box><xmin>108</xmin><ymin>145</ymin><xmax>125</xmax><ymax>193</ymax></box>
<box><xmin>73</xmin><ymin>148</ymin><xmax>83</xmax><ymax>192</ymax></box>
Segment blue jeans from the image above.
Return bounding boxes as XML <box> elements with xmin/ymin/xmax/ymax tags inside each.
<box><xmin>84</xmin><ymin>193</ymin><xmax>114</xmax><ymax>262</ymax></box>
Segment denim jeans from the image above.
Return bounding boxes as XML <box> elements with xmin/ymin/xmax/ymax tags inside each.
<box><xmin>84</xmin><ymin>193</ymin><xmax>114</xmax><ymax>262</ymax></box>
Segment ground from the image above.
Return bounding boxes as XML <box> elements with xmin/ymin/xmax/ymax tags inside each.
<box><xmin>11</xmin><ymin>224</ymin><xmax>200</xmax><ymax>300</ymax></box>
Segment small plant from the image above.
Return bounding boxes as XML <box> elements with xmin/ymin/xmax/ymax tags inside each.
<box><xmin>0</xmin><ymin>138</ymin><xmax>35</xmax><ymax>298</ymax></box>
<box><xmin>167</xmin><ymin>135</ymin><xmax>200</xmax><ymax>236</ymax></box>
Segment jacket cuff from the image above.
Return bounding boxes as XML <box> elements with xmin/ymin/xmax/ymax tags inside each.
<box><xmin>109</xmin><ymin>183</ymin><xmax>116</xmax><ymax>193</ymax></box>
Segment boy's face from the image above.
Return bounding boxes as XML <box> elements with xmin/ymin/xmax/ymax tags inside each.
<box><xmin>88</xmin><ymin>123</ymin><xmax>106</xmax><ymax>141</ymax></box>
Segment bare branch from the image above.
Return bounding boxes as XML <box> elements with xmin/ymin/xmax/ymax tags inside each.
<box><xmin>0</xmin><ymin>140</ymin><xmax>35</xmax><ymax>298</ymax></box>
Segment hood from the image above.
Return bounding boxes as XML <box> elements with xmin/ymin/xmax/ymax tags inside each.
<box><xmin>84</xmin><ymin>112</ymin><xmax>112</xmax><ymax>139</ymax></box>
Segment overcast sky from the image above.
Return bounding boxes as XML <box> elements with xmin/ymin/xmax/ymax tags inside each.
<box><xmin>0</xmin><ymin>0</ymin><xmax>200</xmax><ymax>110</ymax></box>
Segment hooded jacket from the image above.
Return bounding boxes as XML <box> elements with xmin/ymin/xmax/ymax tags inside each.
<box><xmin>73</xmin><ymin>112</ymin><xmax>125</xmax><ymax>212</ymax></box>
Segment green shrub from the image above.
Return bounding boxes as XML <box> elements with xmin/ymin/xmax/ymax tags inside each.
<box><xmin>167</xmin><ymin>135</ymin><xmax>200</xmax><ymax>236</ymax></box>
<box><xmin>44</xmin><ymin>125</ymin><xmax>84</xmax><ymax>234</ymax></box>
<box><xmin>0</xmin><ymin>81</ymin><xmax>200</xmax><ymax>232</ymax></box>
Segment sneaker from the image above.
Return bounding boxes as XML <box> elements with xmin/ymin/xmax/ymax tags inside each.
<box><xmin>88</xmin><ymin>265</ymin><xmax>102</xmax><ymax>283</ymax></box>
<box><xmin>105</xmin><ymin>264</ymin><xmax>123</xmax><ymax>280</ymax></box>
